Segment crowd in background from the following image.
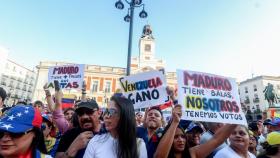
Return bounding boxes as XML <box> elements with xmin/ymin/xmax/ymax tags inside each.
<box><xmin>0</xmin><ymin>85</ymin><xmax>279</xmax><ymax>158</ymax></box>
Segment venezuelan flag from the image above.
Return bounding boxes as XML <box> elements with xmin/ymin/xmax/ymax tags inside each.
<box><xmin>62</xmin><ymin>94</ymin><xmax>76</xmax><ymax>109</ymax></box>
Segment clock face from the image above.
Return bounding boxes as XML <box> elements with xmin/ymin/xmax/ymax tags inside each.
<box><xmin>145</xmin><ymin>44</ymin><xmax>151</xmax><ymax>52</ymax></box>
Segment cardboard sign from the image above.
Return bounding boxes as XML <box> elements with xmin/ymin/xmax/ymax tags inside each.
<box><xmin>119</xmin><ymin>70</ymin><xmax>169</xmax><ymax>109</ymax></box>
<box><xmin>177</xmin><ymin>69</ymin><xmax>247</xmax><ymax>125</ymax></box>
<box><xmin>48</xmin><ymin>64</ymin><xmax>85</xmax><ymax>90</ymax></box>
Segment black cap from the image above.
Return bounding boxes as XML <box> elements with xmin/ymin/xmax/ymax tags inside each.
<box><xmin>148</xmin><ymin>106</ymin><xmax>163</xmax><ymax>116</ymax></box>
<box><xmin>75</xmin><ymin>100</ymin><xmax>99</xmax><ymax>112</ymax></box>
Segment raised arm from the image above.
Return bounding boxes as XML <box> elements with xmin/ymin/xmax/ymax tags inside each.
<box><xmin>153</xmin><ymin>105</ymin><xmax>182</xmax><ymax>158</ymax></box>
<box><xmin>81</xmin><ymin>81</ymin><xmax>87</xmax><ymax>102</ymax></box>
<box><xmin>190</xmin><ymin>123</ymin><xmax>237</xmax><ymax>158</ymax></box>
<box><xmin>44</xmin><ymin>83</ymin><xmax>55</xmax><ymax>112</ymax></box>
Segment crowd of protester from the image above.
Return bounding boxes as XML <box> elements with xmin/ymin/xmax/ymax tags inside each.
<box><xmin>0</xmin><ymin>85</ymin><xmax>279</xmax><ymax>158</ymax></box>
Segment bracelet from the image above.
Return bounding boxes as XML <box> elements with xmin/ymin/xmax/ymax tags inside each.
<box><xmin>64</xmin><ymin>151</ymin><xmax>74</xmax><ymax>158</ymax></box>
<box><xmin>82</xmin><ymin>92</ymin><xmax>87</xmax><ymax>94</ymax></box>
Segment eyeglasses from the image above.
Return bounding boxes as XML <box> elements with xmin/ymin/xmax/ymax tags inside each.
<box><xmin>0</xmin><ymin>129</ymin><xmax>33</xmax><ymax>139</ymax></box>
<box><xmin>77</xmin><ymin>109</ymin><xmax>96</xmax><ymax>117</ymax></box>
<box><xmin>103</xmin><ymin>108</ymin><xmax>119</xmax><ymax>117</ymax></box>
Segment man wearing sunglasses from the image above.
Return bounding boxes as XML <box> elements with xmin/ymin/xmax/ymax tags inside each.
<box><xmin>56</xmin><ymin>100</ymin><xmax>105</xmax><ymax>158</ymax></box>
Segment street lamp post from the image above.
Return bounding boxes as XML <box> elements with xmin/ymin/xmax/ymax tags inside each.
<box><xmin>114</xmin><ymin>0</ymin><xmax>148</xmax><ymax>76</ymax></box>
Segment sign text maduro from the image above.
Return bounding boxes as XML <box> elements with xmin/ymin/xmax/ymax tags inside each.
<box><xmin>120</xmin><ymin>70</ymin><xmax>169</xmax><ymax>109</ymax></box>
<box><xmin>48</xmin><ymin>64</ymin><xmax>85</xmax><ymax>90</ymax></box>
<box><xmin>177</xmin><ymin>69</ymin><xmax>247</xmax><ymax>125</ymax></box>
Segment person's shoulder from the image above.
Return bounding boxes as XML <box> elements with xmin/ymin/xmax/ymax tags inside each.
<box><xmin>61</xmin><ymin>127</ymin><xmax>81</xmax><ymax>137</ymax></box>
<box><xmin>213</xmin><ymin>146</ymin><xmax>231</xmax><ymax>158</ymax></box>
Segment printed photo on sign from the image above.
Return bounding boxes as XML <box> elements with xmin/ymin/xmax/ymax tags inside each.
<box><xmin>119</xmin><ymin>70</ymin><xmax>169</xmax><ymax>109</ymax></box>
<box><xmin>48</xmin><ymin>64</ymin><xmax>85</xmax><ymax>90</ymax></box>
<box><xmin>177</xmin><ymin>69</ymin><xmax>247</xmax><ymax>125</ymax></box>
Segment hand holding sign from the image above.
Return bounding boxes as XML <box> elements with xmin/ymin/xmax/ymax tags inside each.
<box><xmin>172</xmin><ymin>104</ymin><xmax>182</xmax><ymax>124</ymax></box>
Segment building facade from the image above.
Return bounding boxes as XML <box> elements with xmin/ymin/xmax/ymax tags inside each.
<box><xmin>33</xmin><ymin>25</ymin><xmax>177</xmax><ymax>107</ymax></box>
<box><xmin>0</xmin><ymin>58</ymin><xmax>36</xmax><ymax>106</ymax></box>
<box><xmin>239</xmin><ymin>76</ymin><xmax>280</xmax><ymax>112</ymax></box>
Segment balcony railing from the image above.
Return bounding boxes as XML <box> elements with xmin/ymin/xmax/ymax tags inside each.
<box><xmin>253</xmin><ymin>98</ymin><xmax>260</xmax><ymax>103</ymax></box>
<box><xmin>244</xmin><ymin>99</ymin><xmax>250</xmax><ymax>104</ymax></box>
<box><xmin>1</xmin><ymin>82</ymin><xmax>6</xmax><ymax>86</ymax></box>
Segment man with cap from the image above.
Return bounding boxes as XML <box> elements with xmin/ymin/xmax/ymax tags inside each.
<box><xmin>257</xmin><ymin>131</ymin><xmax>280</xmax><ymax>158</ymax></box>
<box><xmin>55</xmin><ymin>100</ymin><xmax>105</xmax><ymax>158</ymax></box>
<box><xmin>185</xmin><ymin>121</ymin><xmax>204</xmax><ymax>148</ymax></box>
<box><xmin>263</xmin><ymin>117</ymin><xmax>280</xmax><ymax>133</ymax></box>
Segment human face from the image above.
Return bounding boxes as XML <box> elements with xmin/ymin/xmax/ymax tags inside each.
<box><xmin>77</xmin><ymin>108</ymin><xmax>100</xmax><ymax>130</ymax></box>
<box><xmin>173</xmin><ymin>128</ymin><xmax>186</xmax><ymax>153</ymax></box>
<box><xmin>136</xmin><ymin>113</ymin><xmax>143</xmax><ymax>123</ymax></box>
<box><xmin>186</xmin><ymin>129</ymin><xmax>201</xmax><ymax>146</ymax></box>
<box><xmin>145</xmin><ymin>109</ymin><xmax>162</xmax><ymax>130</ymax></box>
<box><xmin>0</xmin><ymin>130</ymin><xmax>35</xmax><ymax>157</ymax></box>
<box><xmin>33</xmin><ymin>104</ymin><xmax>43</xmax><ymax>112</ymax></box>
<box><xmin>64</xmin><ymin>110</ymin><xmax>75</xmax><ymax>122</ymax></box>
<box><xmin>229</xmin><ymin>126</ymin><xmax>249</xmax><ymax>150</ymax></box>
<box><xmin>249</xmin><ymin>136</ymin><xmax>257</xmax><ymax>149</ymax></box>
<box><xmin>104</xmin><ymin>101</ymin><xmax>120</xmax><ymax>135</ymax></box>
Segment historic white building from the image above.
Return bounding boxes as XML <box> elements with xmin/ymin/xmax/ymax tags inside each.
<box><xmin>33</xmin><ymin>25</ymin><xmax>177</xmax><ymax>107</ymax></box>
<box><xmin>239</xmin><ymin>76</ymin><xmax>280</xmax><ymax>112</ymax></box>
<box><xmin>0</xmin><ymin>48</ymin><xmax>36</xmax><ymax>105</ymax></box>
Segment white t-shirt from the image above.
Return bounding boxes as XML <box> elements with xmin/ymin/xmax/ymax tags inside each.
<box><xmin>214</xmin><ymin>146</ymin><xmax>256</xmax><ymax>158</ymax></box>
<box><xmin>83</xmin><ymin>133</ymin><xmax>147</xmax><ymax>158</ymax></box>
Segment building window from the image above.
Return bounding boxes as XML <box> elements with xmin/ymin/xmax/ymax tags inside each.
<box><xmin>253</xmin><ymin>85</ymin><xmax>257</xmax><ymax>91</ymax></box>
<box><xmin>145</xmin><ymin>56</ymin><xmax>150</xmax><ymax>60</ymax></box>
<box><xmin>104</xmin><ymin>81</ymin><xmax>111</xmax><ymax>93</ymax></box>
<box><xmin>145</xmin><ymin>44</ymin><xmax>151</xmax><ymax>52</ymax></box>
<box><xmin>245</xmin><ymin>87</ymin><xmax>248</xmax><ymax>93</ymax></box>
<box><xmin>91</xmin><ymin>81</ymin><xmax>99</xmax><ymax>93</ymax></box>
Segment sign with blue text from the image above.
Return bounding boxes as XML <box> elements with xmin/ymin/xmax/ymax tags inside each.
<box><xmin>48</xmin><ymin>64</ymin><xmax>85</xmax><ymax>90</ymax></box>
<box><xmin>119</xmin><ymin>70</ymin><xmax>169</xmax><ymax>109</ymax></box>
<box><xmin>177</xmin><ymin>69</ymin><xmax>247</xmax><ymax>125</ymax></box>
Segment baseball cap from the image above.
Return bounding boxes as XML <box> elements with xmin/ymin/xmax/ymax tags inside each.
<box><xmin>75</xmin><ymin>100</ymin><xmax>99</xmax><ymax>112</ymax></box>
<box><xmin>266</xmin><ymin>131</ymin><xmax>280</xmax><ymax>146</ymax></box>
<box><xmin>264</xmin><ymin>117</ymin><xmax>280</xmax><ymax>126</ymax></box>
<box><xmin>185</xmin><ymin>122</ymin><xmax>203</xmax><ymax>133</ymax></box>
<box><xmin>0</xmin><ymin>105</ymin><xmax>42</xmax><ymax>133</ymax></box>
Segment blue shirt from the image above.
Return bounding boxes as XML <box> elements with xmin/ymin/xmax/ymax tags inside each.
<box><xmin>136</xmin><ymin>127</ymin><xmax>164</xmax><ymax>158</ymax></box>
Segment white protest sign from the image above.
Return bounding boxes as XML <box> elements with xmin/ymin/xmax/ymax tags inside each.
<box><xmin>177</xmin><ymin>69</ymin><xmax>247</xmax><ymax>125</ymax></box>
<box><xmin>119</xmin><ymin>70</ymin><xmax>169</xmax><ymax>109</ymax></box>
<box><xmin>48</xmin><ymin>64</ymin><xmax>85</xmax><ymax>90</ymax></box>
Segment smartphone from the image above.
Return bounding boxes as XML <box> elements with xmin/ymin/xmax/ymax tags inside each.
<box><xmin>54</xmin><ymin>80</ymin><xmax>60</xmax><ymax>91</ymax></box>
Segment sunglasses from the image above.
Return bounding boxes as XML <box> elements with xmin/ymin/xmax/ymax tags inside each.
<box><xmin>103</xmin><ymin>108</ymin><xmax>119</xmax><ymax>117</ymax></box>
<box><xmin>0</xmin><ymin>129</ymin><xmax>33</xmax><ymax>139</ymax></box>
<box><xmin>76</xmin><ymin>109</ymin><xmax>96</xmax><ymax>117</ymax></box>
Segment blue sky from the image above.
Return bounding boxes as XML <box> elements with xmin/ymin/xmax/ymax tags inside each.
<box><xmin>0</xmin><ymin>0</ymin><xmax>279</xmax><ymax>81</ymax></box>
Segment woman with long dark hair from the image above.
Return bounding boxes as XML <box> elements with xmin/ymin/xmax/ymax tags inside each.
<box><xmin>0</xmin><ymin>105</ymin><xmax>50</xmax><ymax>158</ymax></box>
<box><xmin>154</xmin><ymin>105</ymin><xmax>238</xmax><ymax>158</ymax></box>
<box><xmin>83</xmin><ymin>96</ymin><xmax>147</xmax><ymax>158</ymax></box>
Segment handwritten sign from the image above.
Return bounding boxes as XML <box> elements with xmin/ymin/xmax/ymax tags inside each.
<box><xmin>177</xmin><ymin>69</ymin><xmax>247</xmax><ymax>125</ymax></box>
<box><xmin>119</xmin><ymin>70</ymin><xmax>169</xmax><ymax>109</ymax></box>
<box><xmin>48</xmin><ymin>64</ymin><xmax>85</xmax><ymax>90</ymax></box>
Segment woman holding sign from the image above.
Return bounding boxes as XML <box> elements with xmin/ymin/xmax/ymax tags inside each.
<box><xmin>154</xmin><ymin>104</ymin><xmax>238</xmax><ymax>158</ymax></box>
